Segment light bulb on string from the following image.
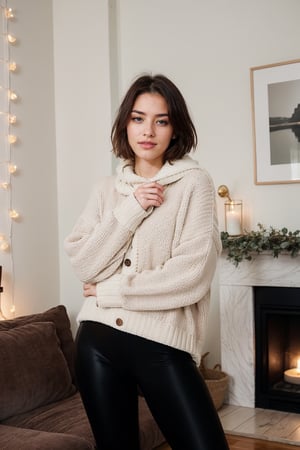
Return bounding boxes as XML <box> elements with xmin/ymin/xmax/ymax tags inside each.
<box><xmin>5</xmin><ymin>8</ymin><xmax>14</xmax><ymax>19</ymax></box>
<box><xmin>7</xmin><ymin>34</ymin><xmax>17</xmax><ymax>44</ymax></box>
<box><xmin>8</xmin><ymin>164</ymin><xmax>17</xmax><ymax>174</ymax></box>
<box><xmin>0</xmin><ymin>240</ymin><xmax>9</xmax><ymax>251</ymax></box>
<box><xmin>8</xmin><ymin>134</ymin><xmax>17</xmax><ymax>144</ymax></box>
<box><xmin>9</xmin><ymin>90</ymin><xmax>18</xmax><ymax>101</ymax></box>
<box><xmin>9</xmin><ymin>61</ymin><xmax>17</xmax><ymax>72</ymax></box>
<box><xmin>0</xmin><ymin>182</ymin><xmax>9</xmax><ymax>190</ymax></box>
<box><xmin>9</xmin><ymin>209</ymin><xmax>19</xmax><ymax>220</ymax></box>
<box><xmin>0</xmin><ymin>59</ymin><xmax>17</xmax><ymax>71</ymax></box>
<box><xmin>0</xmin><ymin>112</ymin><xmax>17</xmax><ymax>123</ymax></box>
<box><xmin>9</xmin><ymin>114</ymin><xmax>17</xmax><ymax>124</ymax></box>
<box><xmin>0</xmin><ymin>235</ymin><xmax>9</xmax><ymax>251</ymax></box>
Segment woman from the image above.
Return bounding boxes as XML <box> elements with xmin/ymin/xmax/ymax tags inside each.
<box><xmin>65</xmin><ymin>74</ymin><xmax>229</xmax><ymax>450</ymax></box>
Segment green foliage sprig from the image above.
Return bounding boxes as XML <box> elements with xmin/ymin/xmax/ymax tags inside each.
<box><xmin>221</xmin><ymin>223</ymin><xmax>300</xmax><ymax>266</ymax></box>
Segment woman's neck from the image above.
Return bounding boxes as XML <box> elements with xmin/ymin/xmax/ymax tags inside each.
<box><xmin>134</xmin><ymin>160</ymin><xmax>163</xmax><ymax>178</ymax></box>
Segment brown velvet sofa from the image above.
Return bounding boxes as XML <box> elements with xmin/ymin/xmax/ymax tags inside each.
<box><xmin>0</xmin><ymin>305</ymin><xmax>166</xmax><ymax>449</ymax></box>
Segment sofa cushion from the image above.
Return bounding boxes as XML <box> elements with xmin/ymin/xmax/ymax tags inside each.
<box><xmin>0</xmin><ymin>424</ymin><xmax>95</xmax><ymax>450</ymax></box>
<box><xmin>0</xmin><ymin>305</ymin><xmax>75</xmax><ymax>381</ymax></box>
<box><xmin>0</xmin><ymin>321</ymin><xmax>75</xmax><ymax>421</ymax></box>
<box><xmin>3</xmin><ymin>392</ymin><xmax>165</xmax><ymax>450</ymax></box>
<box><xmin>3</xmin><ymin>392</ymin><xmax>95</xmax><ymax>443</ymax></box>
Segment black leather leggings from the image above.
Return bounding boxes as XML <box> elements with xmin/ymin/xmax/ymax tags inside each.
<box><xmin>75</xmin><ymin>321</ymin><xmax>229</xmax><ymax>450</ymax></box>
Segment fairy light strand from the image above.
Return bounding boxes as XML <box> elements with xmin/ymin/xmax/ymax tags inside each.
<box><xmin>0</xmin><ymin>1</ymin><xmax>17</xmax><ymax>316</ymax></box>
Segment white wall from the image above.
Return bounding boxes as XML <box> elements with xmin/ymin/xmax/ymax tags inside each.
<box><xmin>52</xmin><ymin>0</ymin><xmax>112</xmax><ymax>329</ymax></box>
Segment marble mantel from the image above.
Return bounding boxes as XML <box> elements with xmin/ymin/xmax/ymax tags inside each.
<box><xmin>219</xmin><ymin>253</ymin><xmax>300</xmax><ymax>408</ymax></box>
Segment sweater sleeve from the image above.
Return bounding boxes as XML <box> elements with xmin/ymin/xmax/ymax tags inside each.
<box><xmin>98</xmin><ymin>174</ymin><xmax>222</xmax><ymax>311</ymax></box>
<box><xmin>64</xmin><ymin>180</ymin><xmax>152</xmax><ymax>283</ymax></box>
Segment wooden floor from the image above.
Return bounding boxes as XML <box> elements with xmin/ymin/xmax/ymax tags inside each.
<box><xmin>226</xmin><ymin>434</ymin><xmax>298</xmax><ymax>449</ymax></box>
<box><xmin>158</xmin><ymin>435</ymin><xmax>297</xmax><ymax>449</ymax></box>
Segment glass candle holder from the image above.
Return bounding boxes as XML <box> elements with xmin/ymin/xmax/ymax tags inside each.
<box><xmin>225</xmin><ymin>201</ymin><xmax>243</xmax><ymax>236</ymax></box>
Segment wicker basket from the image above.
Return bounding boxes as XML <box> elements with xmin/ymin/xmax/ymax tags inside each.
<box><xmin>199</xmin><ymin>352</ymin><xmax>229</xmax><ymax>410</ymax></box>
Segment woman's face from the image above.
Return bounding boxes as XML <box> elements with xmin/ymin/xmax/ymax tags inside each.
<box><xmin>126</xmin><ymin>92</ymin><xmax>174</xmax><ymax>170</ymax></box>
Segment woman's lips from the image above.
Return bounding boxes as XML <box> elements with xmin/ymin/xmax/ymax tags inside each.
<box><xmin>138</xmin><ymin>141</ymin><xmax>156</xmax><ymax>149</ymax></box>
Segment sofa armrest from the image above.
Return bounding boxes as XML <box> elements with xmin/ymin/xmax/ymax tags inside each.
<box><xmin>0</xmin><ymin>424</ymin><xmax>95</xmax><ymax>450</ymax></box>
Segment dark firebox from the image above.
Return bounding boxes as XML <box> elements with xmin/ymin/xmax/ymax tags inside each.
<box><xmin>255</xmin><ymin>286</ymin><xmax>300</xmax><ymax>413</ymax></box>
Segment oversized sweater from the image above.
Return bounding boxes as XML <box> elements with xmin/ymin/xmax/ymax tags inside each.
<box><xmin>64</xmin><ymin>155</ymin><xmax>222</xmax><ymax>364</ymax></box>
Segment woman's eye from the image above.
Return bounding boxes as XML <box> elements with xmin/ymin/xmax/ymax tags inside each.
<box><xmin>157</xmin><ymin>119</ymin><xmax>168</xmax><ymax>126</ymax></box>
<box><xmin>132</xmin><ymin>116</ymin><xmax>143</xmax><ymax>123</ymax></box>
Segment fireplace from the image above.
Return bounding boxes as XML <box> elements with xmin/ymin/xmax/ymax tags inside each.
<box><xmin>219</xmin><ymin>254</ymin><xmax>300</xmax><ymax>410</ymax></box>
<box><xmin>255</xmin><ymin>286</ymin><xmax>300</xmax><ymax>413</ymax></box>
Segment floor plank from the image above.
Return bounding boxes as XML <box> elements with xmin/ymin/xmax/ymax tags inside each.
<box><xmin>156</xmin><ymin>435</ymin><xmax>298</xmax><ymax>449</ymax></box>
<box><xmin>226</xmin><ymin>434</ymin><xmax>298</xmax><ymax>449</ymax></box>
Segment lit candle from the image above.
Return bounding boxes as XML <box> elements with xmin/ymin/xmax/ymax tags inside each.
<box><xmin>284</xmin><ymin>358</ymin><xmax>300</xmax><ymax>385</ymax></box>
<box><xmin>226</xmin><ymin>208</ymin><xmax>242</xmax><ymax>236</ymax></box>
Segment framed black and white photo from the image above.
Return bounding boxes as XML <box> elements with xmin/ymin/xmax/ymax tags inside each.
<box><xmin>251</xmin><ymin>59</ymin><xmax>300</xmax><ymax>184</ymax></box>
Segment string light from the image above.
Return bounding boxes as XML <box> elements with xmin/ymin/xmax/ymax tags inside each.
<box><xmin>8</xmin><ymin>89</ymin><xmax>18</xmax><ymax>101</ymax></box>
<box><xmin>0</xmin><ymin>234</ymin><xmax>9</xmax><ymax>251</ymax></box>
<box><xmin>8</xmin><ymin>163</ymin><xmax>17</xmax><ymax>173</ymax></box>
<box><xmin>9</xmin><ymin>209</ymin><xmax>19</xmax><ymax>219</ymax></box>
<box><xmin>5</xmin><ymin>8</ymin><xmax>14</xmax><ymax>19</ymax></box>
<box><xmin>0</xmin><ymin>240</ymin><xmax>9</xmax><ymax>251</ymax></box>
<box><xmin>0</xmin><ymin>242</ymin><xmax>9</xmax><ymax>251</ymax></box>
<box><xmin>7</xmin><ymin>34</ymin><xmax>16</xmax><ymax>44</ymax></box>
<box><xmin>8</xmin><ymin>61</ymin><xmax>16</xmax><ymax>72</ymax></box>
<box><xmin>8</xmin><ymin>134</ymin><xmax>17</xmax><ymax>144</ymax></box>
<box><xmin>0</xmin><ymin>59</ymin><xmax>17</xmax><ymax>72</ymax></box>
<box><xmin>9</xmin><ymin>114</ymin><xmax>16</xmax><ymax>124</ymax></box>
<box><xmin>0</xmin><ymin>112</ymin><xmax>16</xmax><ymax>123</ymax></box>
<box><xmin>0</xmin><ymin>2</ymin><xmax>17</xmax><ymax>316</ymax></box>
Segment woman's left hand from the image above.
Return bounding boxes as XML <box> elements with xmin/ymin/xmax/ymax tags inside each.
<box><xmin>83</xmin><ymin>282</ymin><xmax>96</xmax><ymax>297</ymax></box>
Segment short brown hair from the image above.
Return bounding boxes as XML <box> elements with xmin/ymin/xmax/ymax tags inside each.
<box><xmin>111</xmin><ymin>74</ymin><xmax>197</xmax><ymax>163</ymax></box>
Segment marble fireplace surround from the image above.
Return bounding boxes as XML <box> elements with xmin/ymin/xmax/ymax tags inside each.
<box><xmin>219</xmin><ymin>253</ymin><xmax>300</xmax><ymax>408</ymax></box>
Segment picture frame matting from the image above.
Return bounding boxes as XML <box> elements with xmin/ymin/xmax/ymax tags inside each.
<box><xmin>250</xmin><ymin>59</ymin><xmax>300</xmax><ymax>185</ymax></box>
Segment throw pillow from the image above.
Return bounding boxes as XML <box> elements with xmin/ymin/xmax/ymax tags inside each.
<box><xmin>0</xmin><ymin>305</ymin><xmax>75</xmax><ymax>381</ymax></box>
<box><xmin>0</xmin><ymin>321</ymin><xmax>75</xmax><ymax>421</ymax></box>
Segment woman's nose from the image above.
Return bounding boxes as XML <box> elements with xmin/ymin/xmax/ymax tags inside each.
<box><xmin>143</xmin><ymin>122</ymin><xmax>155</xmax><ymax>137</ymax></box>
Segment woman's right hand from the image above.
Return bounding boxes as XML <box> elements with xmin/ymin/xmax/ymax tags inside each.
<box><xmin>83</xmin><ymin>283</ymin><xmax>96</xmax><ymax>297</ymax></box>
<box><xmin>134</xmin><ymin>182</ymin><xmax>164</xmax><ymax>210</ymax></box>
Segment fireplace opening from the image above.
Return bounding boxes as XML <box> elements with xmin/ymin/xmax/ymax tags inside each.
<box><xmin>255</xmin><ymin>286</ymin><xmax>300</xmax><ymax>413</ymax></box>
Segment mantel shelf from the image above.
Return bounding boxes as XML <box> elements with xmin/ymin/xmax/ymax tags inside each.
<box><xmin>220</xmin><ymin>253</ymin><xmax>300</xmax><ymax>288</ymax></box>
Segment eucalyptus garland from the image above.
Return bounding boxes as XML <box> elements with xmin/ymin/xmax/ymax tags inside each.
<box><xmin>221</xmin><ymin>223</ymin><xmax>300</xmax><ymax>266</ymax></box>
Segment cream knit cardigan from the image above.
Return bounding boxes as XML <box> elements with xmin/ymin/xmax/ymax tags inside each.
<box><xmin>64</xmin><ymin>156</ymin><xmax>221</xmax><ymax>364</ymax></box>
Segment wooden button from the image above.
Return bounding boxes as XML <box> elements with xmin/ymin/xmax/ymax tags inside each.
<box><xmin>124</xmin><ymin>258</ymin><xmax>131</xmax><ymax>267</ymax></box>
<box><xmin>116</xmin><ymin>318</ymin><xmax>123</xmax><ymax>326</ymax></box>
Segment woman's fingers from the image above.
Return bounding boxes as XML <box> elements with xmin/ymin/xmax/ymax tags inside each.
<box><xmin>83</xmin><ymin>283</ymin><xmax>96</xmax><ymax>297</ymax></box>
<box><xmin>134</xmin><ymin>182</ymin><xmax>165</xmax><ymax>210</ymax></box>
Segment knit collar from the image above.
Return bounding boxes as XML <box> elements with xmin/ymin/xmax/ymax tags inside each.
<box><xmin>115</xmin><ymin>155</ymin><xmax>200</xmax><ymax>195</ymax></box>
